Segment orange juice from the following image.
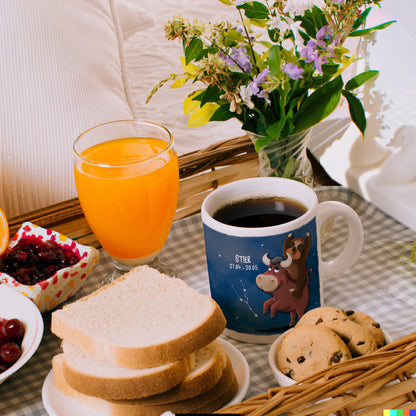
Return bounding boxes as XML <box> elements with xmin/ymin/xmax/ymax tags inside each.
<box><xmin>74</xmin><ymin>137</ymin><xmax>179</xmax><ymax>264</ymax></box>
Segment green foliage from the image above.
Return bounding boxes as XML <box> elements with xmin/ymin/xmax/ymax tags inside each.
<box><xmin>150</xmin><ymin>0</ymin><xmax>394</xmax><ymax>151</ymax></box>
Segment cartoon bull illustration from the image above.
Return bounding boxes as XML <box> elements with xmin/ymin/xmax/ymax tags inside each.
<box><xmin>256</xmin><ymin>253</ymin><xmax>310</xmax><ymax>326</ymax></box>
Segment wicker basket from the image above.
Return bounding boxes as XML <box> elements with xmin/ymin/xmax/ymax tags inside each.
<box><xmin>218</xmin><ymin>332</ymin><xmax>416</xmax><ymax>415</ymax></box>
<box><xmin>176</xmin><ymin>134</ymin><xmax>258</xmax><ymax>220</ymax></box>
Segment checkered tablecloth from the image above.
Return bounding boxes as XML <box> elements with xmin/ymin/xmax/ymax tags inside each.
<box><xmin>2</xmin><ymin>187</ymin><xmax>416</xmax><ymax>416</ymax></box>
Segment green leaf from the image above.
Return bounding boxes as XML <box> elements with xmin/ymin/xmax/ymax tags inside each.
<box><xmin>298</xmin><ymin>29</ymin><xmax>310</xmax><ymax>43</ymax></box>
<box><xmin>253</xmin><ymin>135</ymin><xmax>273</xmax><ymax>152</ymax></box>
<box><xmin>184</xmin><ymin>38</ymin><xmax>203</xmax><ymax>65</ymax></box>
<box><xmin>299</xmin><ymin>15</ymin><xmax>316</xmax><ymax>38</ymax></box>
<box><xmin>267</xmin><ymin>45</ymin><xmax>281</xmax><ymax>77</ymax></box>
<box><xmin>237</xmin><ymin>1</ymin><xmax>269</xmax><ymax>20</ymax></box>
<box><xmin>352</xmin><ymin>7</ymin><xmax>372</xmax><ymax>30</ymax></box>
<box><xmin>293</xmin><ymin>75</ymin><xmax>343</xmax><ymax>133</ymax></box>
<box><xmin>224</xmin><ymin>29</ymin><xmax>246</xmax><ymax>43</ymax></box>
<box><xmin>345</xmin><ymin>70</ymin><xmax>379</xmax><ymax>90</ymax></box>
<box><xmin>342</xmin><ymin>90</ymin><xmax>366</xmax><ymax>136</ymax></box>
<box><xmin>217</xmin><ymin>0</ymin><xmax>233</xmax><ymax>4</ymax></box>
<box><xmin>194</xmin><ymin>85</ymin><xmax>222</xmax><ymax>106</ymax></box>
<box><xmin>209</xmin><ymin>103</ymin><xmax>234</xmax><ymax>122</ymax></box>
<box><xmin>311</xmin><ymin>5</ymin><xmax>327</xmax><ymax>28</ymax></box>
<box><xmin>249</xmin><ymin>18</ymin><xmax>268</xmax><ymax>28</ymax></box>
<box><xmin>349</xmin><ymin>21</ymin><xmax>396</xmax><ymax>37</ymax></box>
<box><xmin>266</xmin><ymin>119</ymin><xmax>285</xmax><ymax>140</ymax></box>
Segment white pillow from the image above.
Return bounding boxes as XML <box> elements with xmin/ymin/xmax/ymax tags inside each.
<box><xmin>0</xmin><ymin>0</ymin><xmax>138</xmax><ymax>217</ymax></box>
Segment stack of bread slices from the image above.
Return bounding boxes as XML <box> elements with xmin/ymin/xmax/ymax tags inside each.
<box><xmin>50</xmin><ymin>266</ymin><xmax>238</xmax><ymax>415</ymax></box>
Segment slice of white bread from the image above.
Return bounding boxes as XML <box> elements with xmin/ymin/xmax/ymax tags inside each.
<box><xmin>59</xmin><ymin>341</ymin><xmax>193</xmax><ymax>400</ymax></box>
<box><xmin>136</xmin><ymin>340</ymin><xmax>227</xmax><ymax>404</ymax></box>
<box><xmin>59</xmin><ymin>339</ymin><xmax>227</xmax><ymax>401</ymax></box>
<box><xmin>51</xmin><ymin>265</ymin><xmax>226</xmax><ymax>368</ymax></box>
<box><xmin>52</xmin><ymin>355</ymin><xmax>238</xmax><ymax>416</ymax></box>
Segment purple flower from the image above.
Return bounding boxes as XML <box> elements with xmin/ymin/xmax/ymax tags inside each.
<box><xmin>332</xmin><ymin>0</ymin><xmax>345</xmax><ymax>4</ymax></box>
<box><xmin>253</xmin><ymin>68</ymin><xmax>270</xmax><ymax>85</ymax></box>
<box><xmin>282</xmin><ymin>62</ymin><xmax>304</xmax><ymax>80</ymax></box>
<box><xmin>317</xmin><ymin>25</ymin><xmax>333</xmax><ymax>40</ymax></box>
<box><xmin>229</xmin><ymin>47</ymin><xmax>253</xmax><ymax>73</ymax></box>
<box><xmin>246</xmin><ymin>69</ymin><xmax>271</xmax><ymax>103</ymax></box>
<box><xmin>300</xmin><ymin>40</ymin><xmax>318</xmax><ymax>63</ymax></box>
<box><xmin>313</xmin><ymin>55</ymin><xmax>329</xmax><ymax>73</ymax></box>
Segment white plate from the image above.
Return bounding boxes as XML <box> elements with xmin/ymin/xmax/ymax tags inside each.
<box><xmin>0</xmin><ymin>284</ymin><xmax>44</xmax><ymax>384</ymax></box>
<box><xmin>42</xmin><ymin>338</ymin><xmax>250</xmax><ymax>416</ymax></box>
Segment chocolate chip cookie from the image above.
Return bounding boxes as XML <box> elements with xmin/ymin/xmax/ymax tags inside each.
<box><xmin>317</xmin><ymin>318</ymin><xmax>378</xmax><ymax>357</ymax></box>
<box><xmin>344</xmin><ymin>309</ymin><xmax>385</xmax><ymax>348</ymax></box>
<box><xmin>277</xmin><ymin>325</ymin><xmax>352</xmax><ymax>381</ymax></box>
<box><xmin>296</xmin><ymin>305</ymin><xmax>347</xmax><ymax>326</ymax></box>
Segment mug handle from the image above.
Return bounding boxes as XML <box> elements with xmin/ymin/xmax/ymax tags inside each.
<box><xmin>318</xmin><ymin>201</ymin><xmax>364</xmax><ymax>276</ymax></box>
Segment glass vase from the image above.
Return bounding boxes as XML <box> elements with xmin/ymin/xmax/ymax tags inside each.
<box><xmin>248</xmin><ymin>128</ymin><xmax>314</xmax><ymax>187</ymax></box>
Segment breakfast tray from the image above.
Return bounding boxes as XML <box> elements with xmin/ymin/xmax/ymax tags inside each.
<box><xmin>2</xmin><ymin>185</ymin><xmax>416</xmax><ymax>416</ymax></box>
<box><xmin>2</xmin><ymin>135</ymin><xmax>416</xmax><ymax>416</ymax></box>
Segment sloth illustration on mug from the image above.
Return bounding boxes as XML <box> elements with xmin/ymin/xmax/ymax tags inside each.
<box><xmin>283</xmin><ymin>232</ymin><xmax>311</xmax><ymax>299</ymax></box>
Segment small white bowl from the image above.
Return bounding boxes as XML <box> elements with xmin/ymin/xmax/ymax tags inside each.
<box><xmin>0</xmin><ymin>284</ymin><xmax>44</xmax><ymax>384</ymax></box>
<box><xmin>268</xmin><ymin>327</ymin><xmax>393</xmax><ymax>386</ymax></box>
<box><xmin>268</xmin><ymin>328</ymin><xmax>296</xmax><ymax>386</ymax></box>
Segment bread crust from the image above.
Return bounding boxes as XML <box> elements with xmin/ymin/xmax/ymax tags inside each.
<box><xmin>136</xmin><ymin>340</ymin><xmax>227</xmax><ymax>404</ymax></box>
<box><xmin>60</xmin><ymin>352</ymin><xmax>193</xmax><ymax>400</ymax></box>
<box><xmin>53</xmin><ymin>355</ymin><xmax>237</xmax><ymax>416</ymax></box>
<box><xmin>51</xmin><ymin>266</ymin><xmax>226</xmax><ymax>368</ymax></box>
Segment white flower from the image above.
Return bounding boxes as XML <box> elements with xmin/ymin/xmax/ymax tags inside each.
<box><xmin>239</xmin><ymin>85</ymin><xmax>255</xmax><ymax>109</ymax></box>
<box><xmin>268</xmin><ymin>16</ymin><xmax>289</xmax><ymax>32</ymax></box>
<box><xmin>285</xmin><ymin>17</ymin><xmax>303</xmax><ymax>48</ymax></box>
<box><xmin>268</xmin><ymin>15</ymin><xmax>303</xmax><ymax>49</ymax></box>
<box><xmin>283</xmin><ymin>0</ymin><xmax>315</xmax><ymax>17</ymax></box>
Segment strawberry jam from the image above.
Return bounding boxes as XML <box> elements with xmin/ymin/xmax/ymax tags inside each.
<box><xmin>0</xmin><ymin>235</ymin><xmax>80</xmax><ymax>285</ymax></box>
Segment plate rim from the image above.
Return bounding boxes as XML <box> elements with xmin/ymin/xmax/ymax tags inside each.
<box><xmin>0</xmin><ymin>284</ymin><xmax>44</xmax><ymax>384</ymax></box>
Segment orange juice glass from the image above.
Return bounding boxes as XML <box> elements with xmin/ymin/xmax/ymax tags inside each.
<box><xmin>73</xmin><ymin>120</ymin><xmax>179</xmax><ymax>273</ymax></box>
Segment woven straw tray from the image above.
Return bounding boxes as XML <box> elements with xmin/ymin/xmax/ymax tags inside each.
<box><xmin>6</xmin><ymin>134</ymin><xmax>416</xmax><ymax>415</ymax></box>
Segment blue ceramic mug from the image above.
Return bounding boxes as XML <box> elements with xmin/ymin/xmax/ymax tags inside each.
<box><xmin>201</xmin><ymin>177</ymin><xmax>364</xmax><ymax>344</ymax></box>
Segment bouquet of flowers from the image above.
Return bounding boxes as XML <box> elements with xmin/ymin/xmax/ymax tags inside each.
<box><xmin>148</xmin><ymin>0</ymin><xmax>394</xmax><ymax>180</ymax></box>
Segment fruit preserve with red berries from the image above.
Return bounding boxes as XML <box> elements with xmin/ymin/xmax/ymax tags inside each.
<box><xmin>0</xmin><ymin>317</ymin><xmax>25</xmax><ymax>373</ymax></box>
<box><xmin>0</xmin><ymin>235</ymin><xmax>80</xmax><ymax>285</ymax></box>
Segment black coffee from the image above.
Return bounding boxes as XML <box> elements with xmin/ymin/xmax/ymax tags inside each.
<box><xmin>213</xmin><ymin>196</ymin><xmax>307</xmax><ymax>227</ymax></box>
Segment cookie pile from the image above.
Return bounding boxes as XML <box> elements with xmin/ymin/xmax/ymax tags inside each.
<box><xmin>277</xmin><ymin>306</ymin><xmax>385</xmax><ymax>381</ymax></box>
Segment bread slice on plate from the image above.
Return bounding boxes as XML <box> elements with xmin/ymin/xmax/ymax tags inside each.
<box><xmin>136</xmin><ymin>340</ymin><xmax>228</xmax><ymax>404</ymax></box>
<box><xmin>59</xmin><ymin>339</ymin><xmax>227</xmax><ymax>400</ymax></box>
<box><xmin>52</xmin><ymin>355</ymin><xmax>238</xmax><ymax>416</ymax></box>
<box><xmin>51</xmin><ymin>266</ymin><xmax>226</xmax><ymax>368</ymax></box>
<box><xmin>58</xmin><ymin>341</ymin><xmax>193</xmax><ymax>400</ymax></box>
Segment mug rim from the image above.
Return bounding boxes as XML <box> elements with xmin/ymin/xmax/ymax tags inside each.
<box><xmin>201</xmin><ymin>177</ymin><xmax>318</xmax><ymax>237</ymax></box>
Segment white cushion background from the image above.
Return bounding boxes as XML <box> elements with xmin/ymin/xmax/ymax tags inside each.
<box><xmin>0</xmin><ymin>0</ymin><xmax>137</xmax><ymax>217</ymax></box>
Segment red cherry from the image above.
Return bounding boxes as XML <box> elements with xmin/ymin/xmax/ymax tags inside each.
<box><xmin>0</xmin><ymin>342</ymin><xmax>21</xmax><ymax>363</ymax></box>
<box><xmin>2</xmin><ymin>319</ymin><xmax>25</xmax><ymax>342</ymax></box>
